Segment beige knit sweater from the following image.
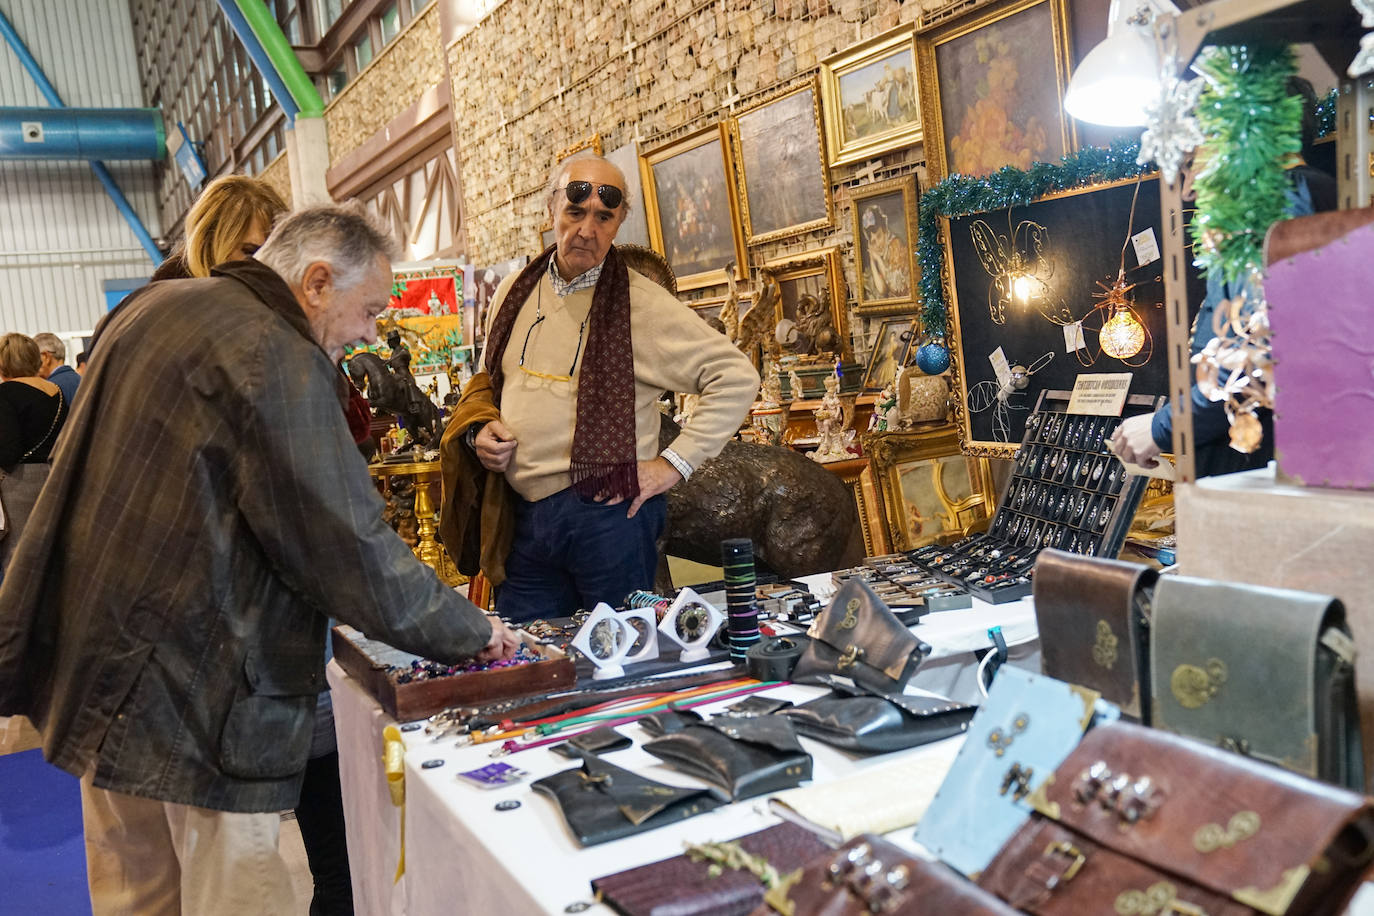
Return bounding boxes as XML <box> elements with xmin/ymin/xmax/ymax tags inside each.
<box><xmin>483</xmin><ymin>267</ymin><xmax>759</xmax><ymax>502</ymax></box>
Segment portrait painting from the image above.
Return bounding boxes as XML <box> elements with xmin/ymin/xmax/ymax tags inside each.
<box><xmin>820</xmin><ymin>25</ymin><xmax>922</xmax><ymax>168</ymax></box>
<box><xmin>764</xmin><ymin>248</ymin><xmax>849</xmax><ymax>361</ymax></box>
<box><xmin>470</xmin><ymin>256</ymin><xmax>527</xmax><ymax>349</ymax></box>
<box><xmin>851</xmin><ymin>174</ymin><xmax>919</xmax><ymax>315</ymax></box>
<box><xmin>733</xmin><ymin>81</ymin><xmax>832</xmax><ymax>245</ymax></box>
<box><xmin>896</xmin><ymin>455</ymin><xmax>978</xmax><ymax>547</ymax></box>
<box><xmin>918</xmin><ymin>0</ymin><xmax>1073</xmax><ymax>180</ymax></box>
<box><xmin>862</xmin><ymin>318</ymin><xmax>915</xmax><ymax>391</ymax></box>
<box><xmin>641</xmin><ymin>124</ymin><xmax>747</xmax><ymax>290</ymax></box>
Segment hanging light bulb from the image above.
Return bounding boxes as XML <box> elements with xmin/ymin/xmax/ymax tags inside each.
<box><xmin>1011</xmin><ymin>273</ymin><xmax>1035</xmax><ymax>304</ymax></box>
<box><xmin>1100</xmin><ymin>304</ymin><xmax>1146</xmax><ymax>359</ymax></box>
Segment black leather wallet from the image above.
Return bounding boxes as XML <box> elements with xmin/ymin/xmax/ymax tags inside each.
<box><xmin>641</xmin><ymin>714</ymin><xmax>812</xmax><ymax>801</ymax></box>
<box><xmin>531</xmin><ymin>754</ymin><xmax>723</xmax><ymax>847</ymax></box>
<box><xmin>782</xmin><ymin>678</ymin><xmax>975</xmax><ymax>753</ymax></box>
<box><xmin>550</xmin><ymin>725</ymin><xmax>632</xmax><ymax>759</ymax></box>
<box><xmin>637</xmin><ymin>708</ymin><xmax>704</xmax><ymax>737</ymax></box>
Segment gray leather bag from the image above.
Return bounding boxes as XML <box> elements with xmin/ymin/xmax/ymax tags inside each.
<box><xmin>1150</xmin><ymin>575</ymin><xmax>1364</xmax><ymax>790</ymax></box>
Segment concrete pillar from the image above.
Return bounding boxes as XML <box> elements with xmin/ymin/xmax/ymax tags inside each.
<box><xmin>286</xmin><ymin>115</ymin><xmax>332</xmax><ymax>207</ymax></box>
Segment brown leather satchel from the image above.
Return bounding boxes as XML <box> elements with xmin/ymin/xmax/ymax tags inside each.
<box><xmin>755</xmin><ymin>834</ymin><xmax>1021</xmax><ymax>915</ymax></box>
<box><xmin>1033</xmin><ymin>549</ymin><xmax>1157</xmax><ymax>721</ymax></box>
<box><xmin>791</xmin><ymin>578</ymin><xmax>929</xmax><ymax>693</ymax></box>
<box><xmin>977</xmin><ymin>720</ymin><xmax>1374</xmax><ymax>916</ymax></box>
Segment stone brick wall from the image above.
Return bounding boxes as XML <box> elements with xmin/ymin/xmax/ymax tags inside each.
<box><xmin>446</xmin><ymin>0</ymin><xmax>957</xmax><ymax>354</ymax></box>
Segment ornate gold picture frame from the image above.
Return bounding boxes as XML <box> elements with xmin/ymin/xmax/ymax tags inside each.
<box><xmin>731</xmin><ymin>80</ymin><xmax>833</xmax><ymax>245</ymax></box>
<box><xmin>863</xmin><ymin>317</ymin><xmax>915</xmax><ymax>392</ymax></box>
<box><xmin>864</xmin><ymin>425</ymin><xmax>996</xmax><ymax>550</ymax></box>
<box><xmin>916</xmin><ymin>0</ymin><xmax>1074</xmax><ymax>182</ymax></box>
<box><xmin>641</xmin><ymin>124</ymin><xmax>748</xmax><ymax>291</ymax></box>
<box><xmin>762</xmin><ymin>248</ymin><xmax>851</xmax><ymax>363</ymax></box>
<box><xmin>850</xmin><ymin>174</ymin><xmax>920</xmax><ymax>315</ymax></box>
<box><xmin>555</xmin><ymin>134</ymin><xmax>603</xmax><ymax>163</ymax></box>
<box><xmin>819</xmin><ymin>25</ymin><xmax>922</xmax><ymax>169</ymax></box>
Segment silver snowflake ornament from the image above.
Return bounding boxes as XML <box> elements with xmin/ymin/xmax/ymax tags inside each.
<box><xmin>1137</xmin><ymin>75</ymin><xmax>1205</xmax><ymax>184</ymax></box>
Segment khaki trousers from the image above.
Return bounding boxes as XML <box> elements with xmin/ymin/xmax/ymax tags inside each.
<box><xmin>80</xmin><ymin>773</ymin><xmax>296</xmax><ymax>916</ymax></box>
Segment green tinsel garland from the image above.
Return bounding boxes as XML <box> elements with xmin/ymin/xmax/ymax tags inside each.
<box><xmin>1315</xmin><ymin>87</ymin><xmax>1338</xmax><ymax>139</ymax></box>
<box><xmin>1190</xmin><ymin>44</ymin><xmax>1301</xmax><ymax>289</ymax></box>
<box><xmin>916</xmin><ymin>138</ymin><xmax>1148</xmax><ymax>335</ymax></box>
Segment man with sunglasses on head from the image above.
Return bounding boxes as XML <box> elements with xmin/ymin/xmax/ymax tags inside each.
<box><xmin>451</xmin><ymin>156</ymin><xmax>758</xmax><ymax>621</ymax></box>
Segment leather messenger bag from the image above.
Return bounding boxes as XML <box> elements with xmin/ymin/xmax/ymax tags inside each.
<box><xmin>978</xmin><ymin>720</ymin><xmax>1374</xmax><ymax>916</ymax></box>
<box><xmin>1033</xmin><ymin>548</ymin><xmax>1158</xmax><ymax>722</ymax></box>
<box><xmin>1150</xmin><ymin>575</ymin><xmax>1364</xmax><ymax>790</ymax></box>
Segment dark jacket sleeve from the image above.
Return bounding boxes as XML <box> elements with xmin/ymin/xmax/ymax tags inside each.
<box><xmin>0</xmin><ymin>388</ymin><xmax>22</xmax><ymax>470</ymax></box>
<box><xmin>231</xmin><ymin>335</ymin><xmax>492</xmax><ymax>665</ymax></box>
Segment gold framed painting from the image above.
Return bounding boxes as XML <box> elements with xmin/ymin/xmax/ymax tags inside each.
<box><xmin>537</xmin><ymin>220</ymin><xmax>554</xmax><ymax>252</ymax></box>
<box><xmin>862</xmin><ymin>317</ymin><xmax>915</xmax><ymax>392</ymax></box>
<box><xmin>762</xmin><ymin>248</ymin><xmax>851</xmax><ymax>362</ymax></box>
<box><xmin>555</xmin><ymin>134</ymin><xmax>603</xmax><ymax>163</ymax></box>
<box><xmin>916</xmin><ymin>0</ymin><xmax>1075</xmax><ymax>182</ymax></box>
<box><xmin>688</xmin><ymin>291</ymin><xmax>751</xmax><ymax>338</ymax></box>
<box><xmin>731</xmin><ymin>80</ymin><xmax>833</xmax><ymax>245</ymax></box>
<box><xmin>864</xmin><ymin>424</ymin><xmax>996</xmax><ymax>550</ymax></box>
<box><xmin>850</xmin><ymin>174</ymin><xmax>920</xmax><ymax>315</ymax></box>
<box><xmin>819</xmin><ymin>24</ymin><xmax>922</xmax><ymax>169</ymax></box>
<box><xmin>641</xmin><ymin>123</ymin><xmax>748</xmax><ymax>291</ymax></box>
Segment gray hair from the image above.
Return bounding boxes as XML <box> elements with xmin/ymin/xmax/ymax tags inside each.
<box><xmin>255</xmin><ymin>202</ymin><xmax>399</xmax><ymax>290</ymax></box>
<box><xmin>33</xmin><ymin>332</ymin><xmax>64</xmax><ymax>361</ymax></box>
<box><xmin>546</xmin><ymin>155</ymin><xmax>632</xmax><ymax>213</ymax></box>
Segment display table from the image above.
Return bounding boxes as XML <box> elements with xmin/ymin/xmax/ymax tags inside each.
<box><xmin>330</xmin><ymin>597</ymin><xmax>1040</xmax><ymax>915</ymax></box>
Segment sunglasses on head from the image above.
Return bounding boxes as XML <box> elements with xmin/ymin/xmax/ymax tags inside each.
<box><xmin>560</xmin><ymin>181</ymin><xmax>624</xmax><ymax>210</ymax></box>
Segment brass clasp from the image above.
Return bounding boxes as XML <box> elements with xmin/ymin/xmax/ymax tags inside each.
<box><xmin>1041</xmin><ymin>841</ymin><xmax>1086</xmax><ymax>886</ymax></box>
<box><xmin>1000</xmin><ymin>763</ymin><xmax>1034</xmax><ymax>802</ymax></box>
<box><xmin>836</xmin><ymin>645</ymin><xmax>864</xmax><ymax>670</ymax></box>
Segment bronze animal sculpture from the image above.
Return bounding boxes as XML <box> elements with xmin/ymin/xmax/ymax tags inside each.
<box><xmin>659</xmin><ymin>413</ymin><xmax>865</xmax><ymax>584</ymax></box>
<box><xmin>347</xmin><ymin>351</ymin><xmax>443</xmax><ymax>448</ymax></box>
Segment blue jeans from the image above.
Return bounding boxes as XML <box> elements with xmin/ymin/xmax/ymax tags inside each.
<box><xmin>496</xmin><ymin>487</ymin><xmax>666</xmax><ymax>622</ymax></box>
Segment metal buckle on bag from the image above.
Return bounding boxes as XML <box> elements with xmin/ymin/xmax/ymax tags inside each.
<box><xmin>836</xmin><ymin>645</ymin><xmax>865</xmax><ymax>670</ymax></box>
<box><xmin>1000</xmin><ymin>763</ymin><xmax>1034</xmax><ymax>802</ymax></box>
<box><xmin>1040</xmin><ymin>841</ymin><xmax>1086</xmax><ymax>887</ymax></box>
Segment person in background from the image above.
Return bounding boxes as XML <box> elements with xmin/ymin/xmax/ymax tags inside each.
<box><xmin>447</xmin><ymin>155</ymin><xmax>758</xmax><ymax>622</ymax></box>
<box><xmin>75</xmin><ymin>351</ymin><xmax>88</xmax><ymax>375</ymax></box>
<box><xmin>33</xmin><ymin>332</ymin><xmax>79</xmax><ymax>405</ymax></box>
<box><xmin>0</xmin><ymin>333</ymin><xmax>69</xmax><ymax>581</ymax></box>
<box><xmin>0</xmin><ymin>205</ymin><xmax>518</xmax><ymax>916</ymax></box>
<box><xmin>1112</xmin><ymin>76</ymin><xmax>1336</xmax><ymax>477</ymax></box>
<box><xmin>151</xmin><ymin>174</ymin><xmax>288</xmax><ymax>283</ymax></box>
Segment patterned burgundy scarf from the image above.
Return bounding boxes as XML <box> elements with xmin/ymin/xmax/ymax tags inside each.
<box><xmin>483</xmin><ymin>245</ymin><xmax>639</xmax><ymax>501</ymax></box>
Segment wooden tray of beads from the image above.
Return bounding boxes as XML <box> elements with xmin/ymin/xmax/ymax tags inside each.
<box><xmin>331</xmin><ymin>624</ymin><xmax>575</xmax><ymax>722</ymax></box>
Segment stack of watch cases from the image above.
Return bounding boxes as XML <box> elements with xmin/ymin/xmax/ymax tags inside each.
<box><xmin>904</xmin><ymin>390</ymin><xmax>1164</xmax><ymax>604</ymax></box>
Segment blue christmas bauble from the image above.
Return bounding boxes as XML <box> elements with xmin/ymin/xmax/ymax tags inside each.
<box><xmin>915</xmin><ymin>342</ymin><xmax>950</xmax><ymax>376</ymax></box>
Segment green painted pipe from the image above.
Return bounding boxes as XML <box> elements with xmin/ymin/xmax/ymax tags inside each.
<box><xmin>235</xmin><ymin>0</ymin><xmax>325</xmax><ymax>118</ymax></box>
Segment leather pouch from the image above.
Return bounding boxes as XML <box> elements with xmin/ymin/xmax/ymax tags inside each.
<box><xmin>590</xmin><ymin>822</ymin><xmax>829</xmax><ymax>916</ymax></box>
<box><xmin>641</xmin><ymin>714</ymin><xmax>812</xmax><ymax>801</ymax></box>
<box><xmin>791</xmin><ymin>579</ymin><xmax>929</xmax><ymax>693</ymax></box>
<box><xmin>781</xmin><ymin>677</ymin><xmax>975</xmax><ymax>753</ymax></box>
<box><xmin>550</xmin><ymin>725</ymin><xmax>632</xmax><ymax>759</ymax></box>
<box><xmin>1150</xmin><ymin>575</ymin><xmax>1364</xmax><ymax>789</ymax></box>
<box><xmin>1033</xmin><ymin>548</ymin><xmax>1157</xmax><ymax>721</ymax></box>
<box><xmin>728</xmin><ymin>695</ymin><xmax>794</xmax><ymax>717</ymax></box>
<box><xmin>914</xmin><ymin>665</ymin><xmax>1113</xmax><ymax>877</ymax></box>
<box><xmin>756</xmin><ymin>834</ymin><xmax>1022</xmax><ymax>915</ymax></box>
<box><xmin>978</xmin><ymin>719</ymin><xmax>1374</xmax><ymax>916</ymax></box>
<box><xmin>637</xmin><ymin>708</ymin><xmax>704</xmax><ymax>737</ymax></box>
<box><xmin>531</xmin><ymin>754</ymin><xmax>723</xmax><ymax>847</ymax></box>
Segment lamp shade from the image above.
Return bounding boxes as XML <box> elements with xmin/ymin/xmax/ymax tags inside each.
<box><xmin>1063</xmin><ymin>1</ymin><xmax>1164</xmax><ymax>127</ymax></box>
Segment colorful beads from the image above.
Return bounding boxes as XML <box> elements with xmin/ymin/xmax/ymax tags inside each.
<box><xmin>392</xmin><ymin>646</ymin><xmax>542</xmax><ymax>683</ymax></box>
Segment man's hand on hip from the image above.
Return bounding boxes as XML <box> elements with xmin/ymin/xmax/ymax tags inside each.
<box><xmin>626</xmin><ymin>457</ymin><xmax>681</xmax><ymax>519</ymax></box>
<box><xmin>1110</xmin><ymin>413</ymin><xmax>1161</xmax><ymax>468</ymax></box>
<box><xmin>474</xmin><ymin>420</ymin><xmax>518</xmax><ymax>472</ymax></box>
<box><xmin>475</xmin><ymin>616</ymin><xmax>521</xmax><ymax>662</ymax></box>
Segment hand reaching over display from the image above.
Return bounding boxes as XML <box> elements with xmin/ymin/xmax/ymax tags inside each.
<box><xmin>1110</xmin><ymin>413</ymin><xmax>1161</xmax><ymax>469</ymax></box>
<box><xmin>475</xmin><ymin>616</ymin><xmax>522</xmax><ymax>663</ymax></box>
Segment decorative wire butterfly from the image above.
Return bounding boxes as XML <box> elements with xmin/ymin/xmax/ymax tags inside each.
<box><xmin>969</xmin><ymin>212</ymin><xmax>1073</xmax><ymax>326</ymax></box>
<box><xmin>966</xmin><ymin>351</ymin><xmax>1055</xmax><ymax>442</ymax></box>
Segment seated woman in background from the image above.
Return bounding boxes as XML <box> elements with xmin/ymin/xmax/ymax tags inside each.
<box><xmin>0</xmin><ymin>332</ymin><xmax>69</xmax><ymax>579</ymax></box>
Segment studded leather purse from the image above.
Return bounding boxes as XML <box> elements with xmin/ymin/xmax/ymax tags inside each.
<box><xmin>1033</xmin><ymin>548</ymin><xmax>1158</xmax><ymax>722</ymax></box>
<box><xmin>755</xmin><ymin>834</ymin><xmax>1023</xmax><ymax>916</ymax></box>
<box><xmin>790</xmin><ymin>578</ymin><xmax>930</xmax><ymax>693</ymax></box>
<box><xmin>1150</xmin><ymin>576</ymin><xmax>1364</xmax><ymax>790</ymax></box>
<box><xmin>977</xmin><ymin>719</ymin><xmax>1374</xmax><ymax>916</ymax></box>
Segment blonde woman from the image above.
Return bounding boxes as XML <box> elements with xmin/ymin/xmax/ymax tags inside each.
<box><xmin>151</xmin><ymin>174</ymin><xmax>289</xmax><ymax>281</ymax></box>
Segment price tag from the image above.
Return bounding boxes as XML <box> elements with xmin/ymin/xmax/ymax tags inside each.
<box><xmin>1063</xmin><ymin>321</ymin><xmax>1086</xmax><ymax>353</ymax></box>
<box><xmin>1067</xmin><ymin>372</ymin><xmax>1133</xmax><ymax>415</ymax></box>
<box><xmin>1132</xmin><ymin>228</ymin><xmax>1160</xmax><ymax>267</ymax></box>
<box><xmin>989</xmin><ymin>347</ymin><xmax>1012</xmax><ymax>387</ymax></box>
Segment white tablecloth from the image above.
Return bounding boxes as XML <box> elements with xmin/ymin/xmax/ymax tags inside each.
<box><xmin>330</xmin><ymin>597</ymin><xmax>1041</xmax><ymax>915</ymax></box>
